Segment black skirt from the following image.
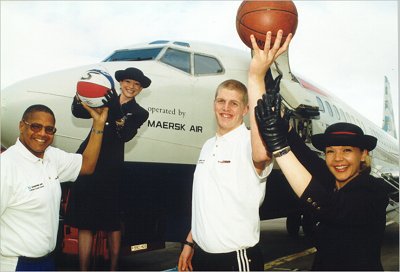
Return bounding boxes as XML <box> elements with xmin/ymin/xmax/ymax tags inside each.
<box><xmin>65</xmin><ymin>169</ymin><xmax>122</xmax><ymax>232</ymax></box>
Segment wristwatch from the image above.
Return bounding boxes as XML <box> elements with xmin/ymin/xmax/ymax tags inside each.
<box><xmin>273</xmin><ymin>146</ymin><xmax>291</xmax><ymax>158</ymax></box>
<box><xmin>182</xmin><ymin>240</ymin><xmax>195</xmax><ymax>249</ymax></box>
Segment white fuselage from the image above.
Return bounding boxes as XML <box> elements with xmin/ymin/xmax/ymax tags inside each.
<box><xmin>1</xmin><ymin>40</ymin><xmax>398</xmax><ymax>225</ymax></box>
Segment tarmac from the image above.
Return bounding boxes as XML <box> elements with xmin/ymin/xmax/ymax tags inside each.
<box><xmin>57</xmin><ymin>218</ymin><xmax>399</xmax><ymax>271</ymax></box>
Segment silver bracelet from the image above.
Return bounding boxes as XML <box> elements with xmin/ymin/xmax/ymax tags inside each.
<box><xmin>91</xmin><ymin>128</ymin><xmax>104</xmax><ymax>134</ymax></box>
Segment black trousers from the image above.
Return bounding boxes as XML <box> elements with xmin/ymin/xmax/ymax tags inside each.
<box><xmin>15</xmin><ymin>252</ymin><xmax>55</xmax><ymax>271</ymax></box>
<box><xmin>192</xmin><ymin>243</ymin><xmax>264</xmax><ymax>271</ymax></box>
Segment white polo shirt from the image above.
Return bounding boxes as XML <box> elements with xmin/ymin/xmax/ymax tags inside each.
<box><xmin>0</xmin><ymin>139</ymin><xmax>82</xmax><ymax>271</ymax></box>
<box><xmin>191</xmin><ymin>123</ymin><xmax>272</xmax><ymax>253</ymax></box>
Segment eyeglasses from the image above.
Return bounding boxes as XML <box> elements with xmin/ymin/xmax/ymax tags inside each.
<box><xmin>23</xmin><ymin>120</ymin><xmax>57</xmax><ymax>135</ymax></box>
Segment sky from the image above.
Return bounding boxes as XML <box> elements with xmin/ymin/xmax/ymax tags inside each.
<box><xmin>1</xmin><ymin>1</ymin><xmax>398</xmax><ymax>131</ymax></box>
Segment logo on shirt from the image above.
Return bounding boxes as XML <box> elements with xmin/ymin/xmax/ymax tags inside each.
<box><xmin>218</xmin><ymin>160</ymin><xmax>231</xmax><ymax>164</ymax></box>
<box><xmin>198</xmin><ymin>159</ymin><xmax>205</xmax><ymax>164</ymax></box>
<box><xmin>27</xmin><ymin>183</ymin><xmax>44</xmax><ymax>191</ymax></box>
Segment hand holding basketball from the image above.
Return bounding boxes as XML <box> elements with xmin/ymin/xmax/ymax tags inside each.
<box><xmin>249</xmin><ymin>30</ymin><xmax>292</xmax><ymax>78</ymax></box>
<box><xmin>81</xmin><ymin>100</ymin><xmax>109</xmax><ymax>124</ymax></box>
<box><xmin>76</xmin><ymin>69</ymin><xmax>115</xmax><ymax>108</ymax></box>
<box><xmin>102</xmin><ymin>88</ymin><xmax>124</xmax><ymax>120</ymax></box>
<box><xmin>102</xmin><ymin>88</ymin><xmax>119</xmax><ymax>108</ymax></box>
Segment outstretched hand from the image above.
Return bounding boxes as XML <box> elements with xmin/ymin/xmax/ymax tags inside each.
<box><xmin>255</xmin><ymin>75</ymin><xmax>290</xmax><ymax>154</ymax></box>
<box><xmin>265</xmin><ymin>74</ymin><xmax>282</xmax><ymax>112</ymax></box>
<box><xmin>249</xmin><ymin>30</ymin><xmax>293</xmax><ymax>79</ymax></box>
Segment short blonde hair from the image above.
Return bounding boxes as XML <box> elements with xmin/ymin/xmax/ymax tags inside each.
<box><xmin>215</xmin><ymin>79</ymin><xmax>248</xmax><ymax>105</ymax></box>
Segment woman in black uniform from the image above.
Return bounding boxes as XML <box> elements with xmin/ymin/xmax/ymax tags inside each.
<box><xmin>67</xmin><ymin>67</ymin><xmax>150</xmax><ymax>270</ymax></box>
<box><xmin>254</xmin><ymin>75</ymin><xmax>389</xmax><ymax>270</ymax></box>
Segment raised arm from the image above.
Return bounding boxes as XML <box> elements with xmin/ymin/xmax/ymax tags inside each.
<box><xmin>79</xmin><ymin>103</ymin><xmax>108</xmax><ymax>175</ymax></box>
<box><xmin>248</xmin><ymin>30</ymin><xmax>292</xmax><ymax>174</ymax></box>
<box><xmin>255</xmin><ymin>88</ymin><xmax>311</xmax><ymax>197</ymax></box>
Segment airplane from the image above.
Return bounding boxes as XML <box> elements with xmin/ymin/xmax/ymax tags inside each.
<box><xmin>1</xmin><ymin>39</ymin><xmax>398</xmax><ymax>258</ymax></box>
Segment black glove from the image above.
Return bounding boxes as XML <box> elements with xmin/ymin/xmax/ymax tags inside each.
<box><xmin>264</xmin><ymin>68</ymin><xmax>275</xmax><ymax>95</ymax></box>
<box><xmin>264</xmin><ymin>74</ymin><xmax>291</xmax><ymax>133</ymax></box>
<box><xmin>102</xmin><ymin>88</ymin><xmax>124</xmax><ymax>120</ymax></box>
<box><xmin>264</xmin><ymin>73</ymin><xmax>281</xmax><ymax>114</ymax></box>
<box><xmin>255</xmin><ymin>74</ymin><xmax>290</xmax><ymax>154</ymax></box>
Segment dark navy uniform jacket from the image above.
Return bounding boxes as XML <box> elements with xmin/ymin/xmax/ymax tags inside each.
<box><xmin>287</xmin><ymin>129</ymin><xmax>389</xmax><ymax>271</ymax></box>
<box><xmin>66</xmin><ymin>96</ymin><xmax>149</xmax><ymax>231</ymax></box>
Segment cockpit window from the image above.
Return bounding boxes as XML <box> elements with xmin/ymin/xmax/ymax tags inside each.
<box><xmin>149</xmin><ymin>40</ymin><xmax>190</xmax><ymax>47</ymax></box>
<box><xmin>173</xmin><ymin>41</ymin><xmax>190</xmax><ymax>47</ymax></box>
<box><xmin>103</xmin><ymin>48</ymin><xmax>163</xmax><ymax>62</ymax></box>
<box><xmin>149</xmin><ymin>40</ymin><xmax>169</xmax><ymax>45</ymax></box>
<box><xmin>104</xmin><ymin>45</ymin><xmax>223</xmax><ymax>77</ymax></box>
<box><xmin>160</xmin><ymin>48</ymin><xmax>191</xmax><ymax>73</ymax></box>
<box><xmin>194</xmin><ymin>54</ymin><xmax>224</xmax><ymax>75</ymax></box>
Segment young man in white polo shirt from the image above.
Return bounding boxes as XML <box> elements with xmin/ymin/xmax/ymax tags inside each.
<box><xmin>0</xmin><ymin>103</ymin><xmax>108</xmax><ymax>271</ymax></box>
<box><xmin>178</xmin><ymin>30</ymin><xmax>292</xmax><ymax>271</ymax></box>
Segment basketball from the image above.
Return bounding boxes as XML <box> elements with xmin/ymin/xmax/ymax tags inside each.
<box><xmin>236</xmin><ymin>1</ymin><xmax>298</xmax><ymax>49</ymax></box>
<box><xmin>76</xmin><ymin>69</ymin><xmax>115</xmax><ymax>107</ymax></box>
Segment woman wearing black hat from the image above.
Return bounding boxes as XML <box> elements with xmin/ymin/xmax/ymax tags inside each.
<box><xmin>253</xmin><ymin>76</ymin><xmax>389</xmax><ymax>270</ymax></box>
<box><xmin>66</xmin><ymin>67</ymin><xmax>151</xmax><ymax>270</ymax></box>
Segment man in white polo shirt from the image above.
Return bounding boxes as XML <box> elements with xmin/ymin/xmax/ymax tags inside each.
<box><xmin>178</xmin><ymin>30</ymin><xmax>292</xmax><ymax>271</ymax></box>
<box><xmin>1</xmin><ymin>103</ymin><xmax>108</xmax><ymax>271</ymax></box>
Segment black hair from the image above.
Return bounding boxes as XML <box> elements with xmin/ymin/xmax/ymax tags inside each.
<box><xmin>22</xmin><ymin>104</ymin><xmax>56</xmax><ymax>122</ymax></box>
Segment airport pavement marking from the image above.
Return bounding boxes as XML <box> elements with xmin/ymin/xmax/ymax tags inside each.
<box><xmin>263</xmin><ymin>247</ymin><xmax>317</xmax><ymax>271</ymax></box>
